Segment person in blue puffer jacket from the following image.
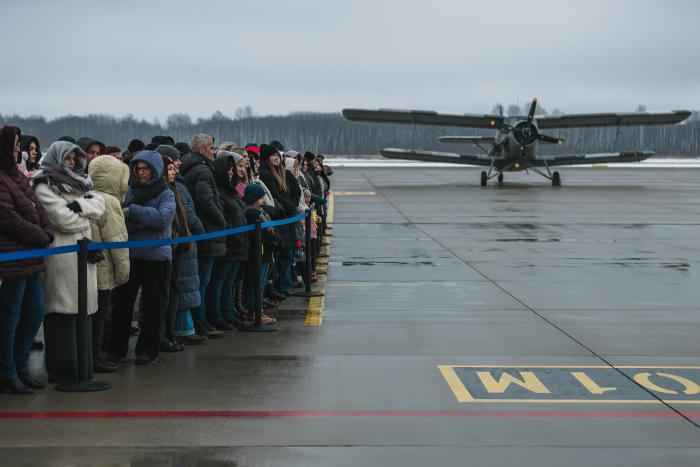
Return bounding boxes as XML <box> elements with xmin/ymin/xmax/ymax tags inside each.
<box><xmin>107</xmin><ymin>151</ymin><xmax>175</xmax><ymax>365</ymax></box>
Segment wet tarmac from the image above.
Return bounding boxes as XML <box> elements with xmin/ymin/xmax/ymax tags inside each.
<box><xmin>2</xmin><ymin>166</ymin><xmax>700</xmax><ymax>466</ymax></box>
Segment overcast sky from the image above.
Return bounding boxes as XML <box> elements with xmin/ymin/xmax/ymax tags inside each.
<box><xmin>3</xmin><ymin>0</ymin><xmax>699</xmax><ymax>121</ymax></box>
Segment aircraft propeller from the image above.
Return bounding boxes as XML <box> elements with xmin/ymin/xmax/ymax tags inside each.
<box><xmin>511</xmin><ymin>97</ymin><xmax>564</xmax><ymax>146</ymax></box>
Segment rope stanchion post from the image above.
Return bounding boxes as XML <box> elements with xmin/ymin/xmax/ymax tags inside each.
<box><xmin>239</xmin><ymin>220</ymin><xmax>276</xmax><ymax>333</ymax></box>
<box><xmin>55</xmin><ymin>238</ymin><xmax>111</xmax><ymax>393</ymax></box>
<box><xmin>294</xmin><ymin>210</ymin><xmax>323</xmax><ymax>298</ymax></box>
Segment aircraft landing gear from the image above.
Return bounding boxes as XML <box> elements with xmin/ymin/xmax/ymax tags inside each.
<box><xmin>552</xmin><ymin>171</ymin><xmax>561</xmax><ymax>187</ymax></box>
<box><xmin>497</xmin><ymin>173</ymin><xmax>504</xmax><ymax>184</ymax></box>
<box><xmin>480</xmin><ymin>171</ymin><xmax>487</xmax><ymax>186</ymax></box>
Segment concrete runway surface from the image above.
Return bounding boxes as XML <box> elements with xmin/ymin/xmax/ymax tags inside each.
<box><xmin>1</xmin><ymin>166</ymin><xmax>700</xmax><ymax>466</ymax></box>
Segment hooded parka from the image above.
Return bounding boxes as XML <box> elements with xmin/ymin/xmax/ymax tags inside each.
<box><xmin>88</xmin><ymin>155</ymin><xmax>130</xmax><ymax>290</ymax></box>
<box><xmin>33</xmin><ymin>142</ymin><xmax>105</xmax><ymax>315</ymax></box>
<box><xmin>179</xmin><ymin>151</ymin><xmax>226</xmax><ymax>258</ymax></box>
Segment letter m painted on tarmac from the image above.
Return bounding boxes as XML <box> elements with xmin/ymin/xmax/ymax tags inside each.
<box><xmin>475</xmin><ymin>371</ymin><xmax>550</xmax><ymax>394</ymax></box>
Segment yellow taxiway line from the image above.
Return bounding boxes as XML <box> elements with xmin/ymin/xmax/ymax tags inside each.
<box><xmin>305</xmin><ymin>193</ymin><xmax>334</xmax><ymax>326</ymax></box>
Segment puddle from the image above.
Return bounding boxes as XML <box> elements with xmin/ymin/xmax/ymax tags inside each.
<box><xmin>342</xmin><ymin>261</ymin><xmax>436</xmax><ymax>267</ymax></box>
<box><xmin>495</xmin><ymin>238</ymin><xmax>560</xmax><ymax>243</ymax></box>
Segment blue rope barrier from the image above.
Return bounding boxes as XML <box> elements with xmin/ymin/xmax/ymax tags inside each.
<box><xmin>0</xmin><ymin>210</ymin><xmax>309</xmax><ymax>262</ymax></box>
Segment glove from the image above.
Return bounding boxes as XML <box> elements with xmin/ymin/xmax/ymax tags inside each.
<box><xmin>295</xmin><ymin>240</ymin><xmax>302</xmax><ymax>249</ymax></box>
<box><xmin>66</xmin><ymin>201</ymin><xmax>82</xmax><ymax>213</ymax></box>
<box><xmin>122</xmin><ymin>207</ymin><xmax>131</xmax><ymax>219</ymax></box>
<box><xmin>87</xmin><ymin>249</ymin><xmax>105</xmax><ymax>264</ymax></box>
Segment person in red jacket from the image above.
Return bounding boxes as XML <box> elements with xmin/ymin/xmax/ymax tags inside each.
<box><xmin>0</xmin><ymin>126</ymin><xmax>54</xmax><ymax>394</ymax></box>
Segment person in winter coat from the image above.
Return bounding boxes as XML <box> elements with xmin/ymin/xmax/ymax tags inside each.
<box><xmin>33</xmin><ymin>141</ymin><xmax>105</xmax><ymax>384</ymax></box>
<box><xmin>108</xmin><ymin>151</ymin><xmax>175</xmax><ymax>365</ymax></box>
<box><xmin>172</xmin><ymin>159</ymin><xmax>208</xmax><ymax>345</ymax></box>
<box><xmin>76</xmin><ymin>137</ymin><xmax>107</xmax><ymax>166</ymax></box>
<box><xmin>0</xmin><ymin>126</ymin><xmax>55</xmax><ymax>394</ymax></box>
<box><xmin>87</xmin><ymin>155</ymin><xmax>130</xmax><ymax>373</ymax></box>
<box><xmin>243</xmin><ymin>184</ymin><xmax>280</xmax><ymax>325</ymax></box>
<box><xmin>20</xmin><ymin>135</ymin><xmax>41</xmax><ymax>172</ymax></box>
<box><xmin>179</xmin><ymin>134</ymin><xmax>227</xmax><ymax>338</ymax></box>
<box><xmin>210</xmin><ymin>152</ymin><xmax>249</xmax><ymax>327</ymax></box>
<box><xmin>258</xmin><ymin>144</ymin><xmax>299</xmax><ymax>296</ymax></box>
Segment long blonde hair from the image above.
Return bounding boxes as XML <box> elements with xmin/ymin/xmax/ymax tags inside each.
<box><xmin>271</xmin><ymin>161</ymin><xmax>288</xmax><ymax>193</ymax></box>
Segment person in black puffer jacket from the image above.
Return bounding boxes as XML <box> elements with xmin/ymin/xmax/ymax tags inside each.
<box><xmin>257</xmin><ymin>144</ymin><xmax>299</xmax><ymax>297</ymax></box>
<box><xmin>208</xmin><ymin>151</ymin><xmax>249</xmax><ymax>328</ymax></box>
<box><xmin>178</xmin><ymin>134</ymin><xmax>226</xmax><ymax>338</ymax></box>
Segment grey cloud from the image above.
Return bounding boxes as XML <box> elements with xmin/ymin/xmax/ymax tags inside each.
<box><xmin>2</xmin><ymin>0</ymin><xmax>699</xmax><ymax>120</ymax></box>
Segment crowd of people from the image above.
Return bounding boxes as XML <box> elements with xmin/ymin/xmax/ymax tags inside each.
<box><xmin>0</xmin><ymin>127</ymin><xmax>333</xmax><ymax>395</ymax></box>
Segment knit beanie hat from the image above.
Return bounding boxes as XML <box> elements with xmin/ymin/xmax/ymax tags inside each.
<box><xmin>259</xmin><ymin>144</ymin><xmax>278</xmax><ymax>161</ymax></box>
<box><xmin>156</xmin><ymin>144</ymin><xmax>181</xmax><ymax>161</ymax></box>
<box><xmin>174</xmin><ymin>142</ymin><xmax>190</xmax><ymax>157</ymax></box>
<box><xmin>269</xmin><ymin>140</ymin><xmax>285</xmax><ymax>152</ymax></box>
<box><xmin>151</xmin><ymin>135</ymin><xmax>175</xmax><ymax>146</ymax></box>
<box><xmin>304</xmin><ymin>151</ymin><xmax>316</xmax><ymax>161</ymax></box>
<box><xmin>232</xmin><ymin>152</ymin><xmax>244</xmax><ymax>165</ymax></box>
<box><xmin>127</xmin><ymin>139</ymin><xmax>145</xmax><ymax>153</ymax></box>
<box><xmin>243</xmin><ymin>183</ymin><xmax>265</xmax><ymax>205</ymax></box>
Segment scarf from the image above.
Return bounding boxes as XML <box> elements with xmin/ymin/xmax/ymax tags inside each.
<box><xmin>125</xmin><ymin>175</ymin><xmax>169</xmax><ymax>206</ymax></box>
<box><xmin>32</xmin><ymin>166</ymin><xmax>93</xmax><ymax>194</ymax></box>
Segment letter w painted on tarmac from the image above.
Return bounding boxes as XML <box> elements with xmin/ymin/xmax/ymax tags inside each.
<box><xmin>476</xmin><ymin>371</ymin><xmax>550</xmax><ymax>394</ymax></box>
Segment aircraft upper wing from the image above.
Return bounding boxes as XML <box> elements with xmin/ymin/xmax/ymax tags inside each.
<box><xmin>381</xmin><ymin>148</ymin><xmax>493</xmax><ymax>166</ymax></box>
<box><xmin>343</xmin><ymin>108</ymin><xmax>504</xmax><ymax>129</ymax></box>
<box><xmin>537</xmin><ymin>111</ymin><xmax>691</xmax><ymax>129</ymax></box>
<box><xmin>535</xmin><ymin>151</ymin><xmax>654</xmax><ymax>167</ymax></box>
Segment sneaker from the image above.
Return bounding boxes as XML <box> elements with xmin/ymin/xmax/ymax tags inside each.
<box><xmin>211</xmin><ymin>320</ymin><xmax>234</xmax><ymax>331</ymax></box>
<box><xmin>175</xmin><ymin>335</ymin><xmax>208</xmax><ymax>345</ymax></box>
<box><xmin>93</xmin><ymin>359</ymin><xmax>118</xmax><ymax>373</ymax></box>
<box><xmin>206</xmin><ymin>326</ymin><xmax>224</xmax><ymax>339</ymax></box>
<box><xmin>134</xmin><ymin>355</ymin><xmax>157</xmax><ymax>366</ymax></box>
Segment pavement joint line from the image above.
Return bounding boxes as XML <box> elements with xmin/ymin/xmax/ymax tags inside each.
<box><xmin>359</xmin><ymin>171</ymin><xmax>700</xmax><ymax>431</ymax></box>
<box><xmin>304</xmin><ymin>194</ymin><xmax>333</xmax><ymax>326</ymax></box>
<box><xmin>1</xmin><ymin>409</ymin><xmax>699</xmax><ymax>420</ymax></box>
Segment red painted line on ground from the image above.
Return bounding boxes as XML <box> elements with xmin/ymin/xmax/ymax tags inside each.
<box><xmin>0</xmin><ymin>409</ymin><xmax>697</xmax><ymax>420</ymax></box>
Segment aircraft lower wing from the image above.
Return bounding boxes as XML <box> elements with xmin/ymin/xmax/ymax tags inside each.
<box><xmin>535</xmin><ymin>151</ymin><xmax>654</xmax><ymax>166</ymax></box>
<box><xmin>343</xmin><ymin>108</ymin><xmax>504</xmax><ymax>129</ymax></box>
<box><xmin>381</xmin><ymin>148</ymin><xmax>493</xmax><ymax>166</ymax></box>
<box><xmin>438</xmin><ymin>136</ymin><xmax>496</xmax><ymax>144</ymax></box>
<box><xmin>537</xmin><ymin>111</ymin><xmax>691</xmax><ymax>129</ymax></box>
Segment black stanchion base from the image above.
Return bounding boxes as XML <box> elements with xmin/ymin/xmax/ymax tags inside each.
<box><xmin>55</xmin><ymin>380</ymin><xmax>111</xmax><ymax>392</ymax></box>
<box><xmin>293</xmin><ymin>290</ymin><xmax>325</xmax><ymax>297</ymax></box>
<box><xmin>239</xmin><ymin>324</ymin><xmax>278</xmax><ymax>333</ymax></box>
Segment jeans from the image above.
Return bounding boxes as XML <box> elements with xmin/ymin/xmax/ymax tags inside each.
<box><xmin>0</xmin><ymin>274</ymin><xmax>45</xmax><ymax>377</ymax></box>
<box><xmin>276</xmin><ymin>247</ymin><xmax>294</xmax><ymax>294</ymax></box>
<box><xmin>207</xmin><ymin>260</ymin><xmax>239</xmax><ymax>324</ymax></box>
<box><xmin>195</xmin><ymin>258</ymin><xmax>214</xmax><ymax>325</ymax></box>
<box><xmin>214</xmin><ymin>261</ymin><xmax>240</xmax><ymax>322</ymax></box>
<box><xmin>247</xmin><ymin>261</ymin><xmax>270</xmax><ymax>312</ymax></box>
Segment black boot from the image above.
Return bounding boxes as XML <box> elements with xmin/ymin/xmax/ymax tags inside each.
<box><xmin>18</xmin><ymin>373</ymin><xmax>45</xmax><ymax>390</ymax></box>
<box><xmin>0</xmin><ymin>376</ymin><xmax>34</xmax><ymax>394</ymax></box>
<box><xmin>234</xmin><ymin>279</ymin><xmax>249</xmax><ymax>316</ymax></box>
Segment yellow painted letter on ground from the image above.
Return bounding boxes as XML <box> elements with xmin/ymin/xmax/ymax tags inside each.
<box><xmin>475</xmin><ymin>371</ymin><xmax>550</xmax><ymax>394</ymax></box>
<box><xmin>634</xmin><ymin>372</ymin><xmax>700</xmax><ymax>396</ymax></box>
<box><xmin>571</xmin><ymin>371</ymin><xmax>617</xmax><ymax>395</ymax></box>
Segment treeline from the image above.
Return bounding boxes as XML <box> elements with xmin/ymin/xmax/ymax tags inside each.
<box><xmin>1</xmin><ymin>108</ymin><xmax>699</xmax><ymax>156</ymax></box>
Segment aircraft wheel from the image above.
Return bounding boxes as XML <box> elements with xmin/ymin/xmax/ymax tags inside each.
<box><xmin>480</xmin><ymin>171</ymin><xmax>487</xmax><ymax>186</ymax></box>
<box><xmin>552</xmin><ymin>171</ymin><xmax>561</xmax><ymax>187</ymax></box>
<box><xmin>497</xmin><ymin>173</ymin><xmax>504</xmax><ymax>184</ymax></box>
